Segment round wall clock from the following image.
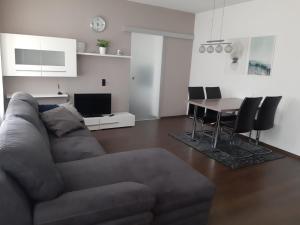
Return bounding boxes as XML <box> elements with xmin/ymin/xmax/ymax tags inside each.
<box><xmin>90</xmin><ymin>16</ymin><xmax>106</xmax><ymax>32</ymax></box>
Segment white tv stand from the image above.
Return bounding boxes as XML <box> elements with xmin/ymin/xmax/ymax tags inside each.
<box><xmin>83</xmin><ymin>112</ymin><xmax>135</xmax><ymax>131</ymax></box>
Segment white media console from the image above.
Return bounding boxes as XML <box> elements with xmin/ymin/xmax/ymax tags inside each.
<box><xmin>83</xmin><ymin>112</ymin><xmax>135</xmax><ymax>131</ymax></box>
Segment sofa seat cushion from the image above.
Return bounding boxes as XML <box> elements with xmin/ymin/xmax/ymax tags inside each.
<box><xmin>50</xmin><ymin>129</ymin><xmax>106</xmax><ymax>163</ymax></box>
<box><xmin>97</xmin><ymin>213</ymin><xmax>153</xmax><ymax>225</ymax></box>
<box><xmin>0</xmin><ymin>117</ymin><xmax>64</xmax><ymax>201</ymax></box>
<box><xmin>57</xmin><ymin>148</ymin><xmax>215</xmax><ymax>214</ymax></box>
<box><xmin>34</xmin><ymin>182</ymin><xmax>155</xmax><ymax>225</ymax></box>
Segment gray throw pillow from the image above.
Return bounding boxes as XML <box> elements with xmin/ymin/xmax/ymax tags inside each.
<box><xmin>41</xmin><ymin>106</ymin><xmax>84</xmax><ymax>137</ymax></box>
<box><xmin>60</xmin><ymin>102</ymin><xmax>84</xmax><ymax>122</ymax></box>
<box><xmin>0</xmin><ymin>117</ymin><xmax>64</xmax><ymax>201</ymax></box>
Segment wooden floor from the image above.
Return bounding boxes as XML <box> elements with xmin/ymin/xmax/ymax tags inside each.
<box><xmin>93</xmin><ymin>117</ymin><xmax>300</xmax><ymax>225</ymax></box>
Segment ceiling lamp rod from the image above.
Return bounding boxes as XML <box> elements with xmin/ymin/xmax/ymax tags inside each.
<box><xmin>199</xmin><ymin>0</ymin><xmax>233</xmax><ymax>54</ymax></box>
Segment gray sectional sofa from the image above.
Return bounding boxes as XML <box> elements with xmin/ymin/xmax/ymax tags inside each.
<box><xmin>0</xmin><ymin>92</ymin><xmax>215</xmax><ymax>225</ymax></box>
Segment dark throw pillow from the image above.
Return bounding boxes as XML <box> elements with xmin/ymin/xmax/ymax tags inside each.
<box><xmin>0</xmin><ymin>117</ymin><xmax>64</xmax><ymax>202</ymax></box>
<box><xmin>41</xmin><ymin>106</ymin><xmax>84</xmax><ymax>137</ymax></box>
<box><xmin>38</xmin><ymin>104</ymin><xmax>59</xmax><ymax>113</ymax></box>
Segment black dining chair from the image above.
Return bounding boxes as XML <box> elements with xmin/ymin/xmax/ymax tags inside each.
<box><xmin>205</xmin><ymin>87</ymin><xmax>222</xmax><ymax>99</ymax></box>
<box><xmin>222</xmin><ymin>97</ymin><xmax>263</xmax><ymax>145</ymax></box>
<box><xmin>250</xmin><ymin>96</ymin><xmax>282</xmax><ymax>145</ymax></box>
<box><xmin>188</xmin><ymin>87</ymin><xmax>216</xmax><ymax>134</ymax></box>
<box><xmin>188</xmin><ymin>87</ymin><xmax>205</xmax><ymax>118</ymax></box>
<box><xmin>205</xmin><ymin>87</ymin><xmax>236</xmax><ymax>122</ymax></box>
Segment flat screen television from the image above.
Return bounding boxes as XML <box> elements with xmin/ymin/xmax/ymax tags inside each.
<box><xmin>74</xmin><ymin>93</ymin><xmax>111</xmax><ymax>117</ymax></box>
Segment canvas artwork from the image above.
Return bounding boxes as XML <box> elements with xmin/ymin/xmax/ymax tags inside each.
<box><xmin>224</xmin><ymin>37</ymin><xmax>250</xmax><ymax>75</ymax></box>
<box><xmin>248</xmin><ymin>36</ymin><xmax>276</xmax><ymax>76</ymax></box>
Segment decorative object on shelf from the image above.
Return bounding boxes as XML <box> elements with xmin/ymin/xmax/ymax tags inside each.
<box><xmin>248</xmin><ymin>36</ymin><xmax>276</xmax><ymax>76</ymax></box>
<box><xmin>90</xmin><ymin>16</ymin><xmax>106</xmax><ymax>32</ymax></box>
<box><xmin>199</xmin><ymin>0</ymin><xmax>233</xmax><ymax>54</ymax></box>
<box><xmin>97</xmin><ymin>39</ymin><xmax>110</xmax><ymax>55</ymax></box>
<box><xmin>116</xmin><ymin>49</ymin><xmax>122</xmax><ymax>56</ymax></box>
<box><xmin>224</xmin><ymin>38</ymin><xmax>250</xmax><ymax>75</ymax></box>
<box><xmin>76</xmin><ymin>41</ymin><xmax>86</xmax><ymax>53</ymax></box>
<box><xmin>57</xmin><ymin>83</ymin><xmax>63</xmax><ymax>95</ymax></box>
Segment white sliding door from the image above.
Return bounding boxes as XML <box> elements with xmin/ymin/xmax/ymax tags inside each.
<box><xmin>129</xmin><ymin>33</ymin><xmax>163</xmax><ymax>121</ymax></box>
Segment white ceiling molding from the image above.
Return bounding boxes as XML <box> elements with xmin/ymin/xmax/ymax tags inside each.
<box><xmin>123</xmin><ymin>26</ymin><xmax>194</xmax><ymax>40</ymax></box>
<box><xmin>128</xmin><ymin>0</ymin><xmax>254</xmax><ymax>13</ymax></box>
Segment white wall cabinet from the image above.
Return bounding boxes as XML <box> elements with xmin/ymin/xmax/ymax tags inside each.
<box><xmin>0</xmin><ymin>33</ymin><xmax>77</xmax><ymax>77</ymax></box>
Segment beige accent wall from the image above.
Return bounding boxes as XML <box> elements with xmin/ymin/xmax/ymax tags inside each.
<box><xmin>0</xmin><ymin>0</ymin><xmax>194</xmax><ymax>116</ymax></box>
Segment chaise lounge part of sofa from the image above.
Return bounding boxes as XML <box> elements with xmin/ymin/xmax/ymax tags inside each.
<box><xmin>0</xmin><ymin>92</ymin><xmax>215</xmax><ymax>225</ymax></box>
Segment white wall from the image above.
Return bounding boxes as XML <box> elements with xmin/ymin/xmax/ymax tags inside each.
<box><xmin>190</xmin><ymin>0</ymin><xmax>300</xmax><ymax>156</ymax></box>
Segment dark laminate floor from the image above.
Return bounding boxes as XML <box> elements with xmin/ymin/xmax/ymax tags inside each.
<box><xmin>93</xmin><ymin>117</ymin><xmax>300</xmax><ymax>225</ymax></box>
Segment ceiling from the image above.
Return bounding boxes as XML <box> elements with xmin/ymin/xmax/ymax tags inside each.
<box><xmin>128</xmin><ymin>0</ymin><xmax>253</xmax><ymax>13</ymax></box>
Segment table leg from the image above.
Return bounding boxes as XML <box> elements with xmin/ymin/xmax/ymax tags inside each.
<box><xmin>191</xmin><ymin>106</ymin><xmax>197</xmax><ymax>140</ymax></box>
<box><xmin>213</xmin><ymin>112</ymin><xmax>221</xmax><ymax>148</ymax></box>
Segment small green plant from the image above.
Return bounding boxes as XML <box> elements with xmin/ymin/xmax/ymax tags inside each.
<box><xmin>97</xmin><ymin>39</ymin><xmax>110</xmax><ymax>48</ymax></box>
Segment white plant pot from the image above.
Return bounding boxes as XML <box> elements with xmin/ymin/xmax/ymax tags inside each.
<box><xmin>99</xmin><ymin>47</ymin><xmax>107</xmax><ymax>55</ymax></box>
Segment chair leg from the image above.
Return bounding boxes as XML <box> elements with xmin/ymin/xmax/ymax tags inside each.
<box><xmin>230</xmin><ymin>133</ymin><xmax>235</xmax><ymax>145</ymax></box>
<box><xmin>249</xmin><ymin>130</ymin><xmax>252</xmax><ymax>143</ymax></box>
<box><xmin>256</xmin><ymin>131</ymin><xmax>261</xmax><ymax>145</ymax></box>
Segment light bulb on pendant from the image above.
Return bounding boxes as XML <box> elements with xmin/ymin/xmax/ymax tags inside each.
<box><xmin>215</xmin><ymin>44</ymin><xmax>223</xmax><ymax>53</ymax></box>
<box><xmin>207</xmin><ymin>45</ymin><xmax>214</xmax><ymax>53</ymax></box>
<box><xmin>199</xmin><ymin>45</ymin><xmax>206</xmax><ymax>53</ymax></box>
<box><xmin>225</xmin><ymin>44</ymin><xmax>233</xmax><ymax>53</ymax></box>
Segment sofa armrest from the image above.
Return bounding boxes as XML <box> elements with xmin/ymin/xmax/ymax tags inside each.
<box><xmin>34</xmin><ymin>182</ymin><xmax>155</xmax><ymax>225</ymax></box>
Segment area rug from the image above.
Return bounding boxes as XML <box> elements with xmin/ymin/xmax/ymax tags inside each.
<box><xmin>169</xmin><ymin>132</ymin><xmax>285</xmax><ymax>169</ymax></box>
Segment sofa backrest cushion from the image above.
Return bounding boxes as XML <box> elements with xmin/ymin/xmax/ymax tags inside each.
<box><xmin>11</xmin><ymin>92</ymin><xmax>39</xmax><ymax>110</ymax></box>
<box><xmin>5</xmin><ymin>98</ymin><xmax>50</xmax><ymax>147</ymax></box>
<box><xmin>0</xmin><ymin>169</ymin><xmax>32</xmax><ymax>225</ymax></box>
<box><xmin>0</xmin><ymin>116</ymin><xmax>64</xmax><ymax>201</ymax></box>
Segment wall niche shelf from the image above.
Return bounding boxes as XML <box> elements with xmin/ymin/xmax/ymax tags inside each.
<box><xmin>77</xmin><ymin>52</ymin><xmax>131</xmax><ymax>59</ymax></box>
<box><xmin>6</xmin><ymin>94</ymin><xmax>69</xmax><ymax>99</ymax></box>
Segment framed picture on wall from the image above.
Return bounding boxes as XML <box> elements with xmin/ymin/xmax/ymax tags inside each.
<box><xmin>247</xmin><ymin>36</ymin><xmax>276</xmax><ymax>76</ymax></box>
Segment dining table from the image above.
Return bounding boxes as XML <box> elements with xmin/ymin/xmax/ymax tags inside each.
<box><xmin>189</xmin><ymin>98</ymin><xmax>243</xmax><ymax>148</ymax></box>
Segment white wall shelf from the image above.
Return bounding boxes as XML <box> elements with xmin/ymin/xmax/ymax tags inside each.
<box><xmin>6</xmin><ymin>94</ymin><xmax>69</xmax><ymax>99</ymax></box>
<box><xmin>77</xmin><ymin>52</ymin><xmax>131</xmax><ymax>59</ymax></box>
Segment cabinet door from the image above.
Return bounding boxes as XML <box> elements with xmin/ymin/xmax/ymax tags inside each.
<box><xmin>41</xmin><ymin>37</ymin><xmax>77</xmax><ymax>77</ymax></box>
<box><xmin>1</xmin><ymin>33</ymin><xmax>42</xmax><ymax>76</ymax></box>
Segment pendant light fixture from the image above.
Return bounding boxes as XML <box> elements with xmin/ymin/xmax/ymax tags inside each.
<box><xmin>199</xmin><ymin>0</ymin><xmax>232</xmax><ymax>54</ymax></box>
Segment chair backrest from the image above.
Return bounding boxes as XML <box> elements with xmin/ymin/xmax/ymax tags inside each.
<box><xmin>205</xmin><ymin>87</ymin><xmax>222</xmax><ymax>119</ymax></box>
<box><xmin>188</xmin><ymin>87</ymin><xmax>205</xmax><ymax>100</ymax></box>
<box><xmin>205</xmin><ymin>87</ymin><xmax>222</xmax><ymax>99</ymax></box>
<box><xmin>255</xmin><ymin>96</ymin><xmax>282</xmax><ymax>131</ymax></box>
<box><xmin>188</xmin><ymin>87</ymin><xmax>205</xmax><ymax>118</ymax></box>
<box><xmin>234</xmin><ymin>97</ymin><xmax>263</xmax><ymax>133</ymax></box>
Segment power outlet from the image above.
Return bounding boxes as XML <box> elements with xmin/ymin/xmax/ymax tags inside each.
<box><xmin>101</xmin><ymin>79</ymin><xmax>106</xmax><ymax>87</ymax></box>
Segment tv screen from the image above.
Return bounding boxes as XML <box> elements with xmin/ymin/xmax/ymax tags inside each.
<box><xmin>74</xmin><ymin>93</ymin><xmax>111</xmax><ymax>117</ymax></box>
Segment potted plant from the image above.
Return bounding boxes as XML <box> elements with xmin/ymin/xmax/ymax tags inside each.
<box><xmin>97</xmin><ymin>39</ymin><xmax>110</xmax><ymax>55</ymax></box>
